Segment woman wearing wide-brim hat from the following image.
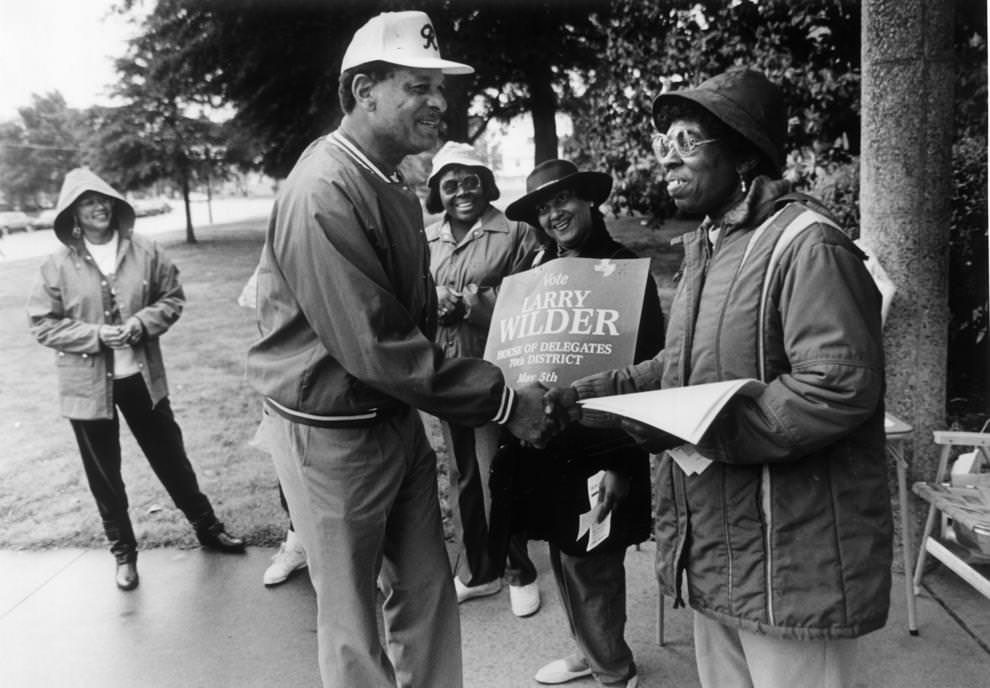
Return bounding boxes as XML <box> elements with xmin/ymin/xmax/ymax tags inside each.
<box><xmin>424</xmin><ymin>141</ymin><xmax>544</xmax><ymax>616</ymax></box>
<box><xmin>504</xmin><ymin>159</ymin><xmax>613</xmax><ymax>236</ymax></box>
<box><xmin>560</xmin><ymin>67</ymin><xmax>890</xmax><ymax>688</ymax></box>
<box><xmin>504</xmin><ymin>158</ymin><xmax>664</xmax><ymax>688</ymax></box>
<box><xmin>27</xmin><ymin>168</ymin><xmax>246</xmax><ymax>592</ymax></box>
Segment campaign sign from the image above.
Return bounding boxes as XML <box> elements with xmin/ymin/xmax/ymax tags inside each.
<box><xmin>484</xmin><ymin>257</ymin><xmax>650</xmax><ymax>387</ymax></box>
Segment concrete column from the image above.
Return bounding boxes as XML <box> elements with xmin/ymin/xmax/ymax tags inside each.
<box><xmin>861</xmin><ymin>0</ymin><xmax>955</xmax><ymax>545</ymax></box>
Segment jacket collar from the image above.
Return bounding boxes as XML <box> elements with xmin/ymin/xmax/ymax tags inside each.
<box><xmin>434</xmin><ymin>205</ymin><xmax>505</xmax><ymax>244</ymax></box>
<box><xmin>699</xmin><ymin>176</ymin><xmax>791</xmax><ymax>237</ymax></box>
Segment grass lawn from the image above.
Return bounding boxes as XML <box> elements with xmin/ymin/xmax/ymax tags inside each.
<box><xmin>0</xmin><ymin>213</ymin><xmax>689</xmax><ymax>550</ymax></box>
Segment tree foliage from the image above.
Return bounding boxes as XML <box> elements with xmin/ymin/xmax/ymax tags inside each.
<box><xmin>574</xmin><ymin>0</ymin><xmax>986</xmax><ymax>421</ymax></box>
<box><xmin>116</xmin><ymin>0</ymin><xmax>609</xmax><ymax>177</ymax></box>
<box><xmin>574</xmin><ymin>0</ymin><xmax>860</xmax><ymax>221</ymax></box>
<box><xmin>947</xmin><ymin>2</ymin><xmax>988</xmax><ymax>420</ymax></box>
<box><xmin>92</xmin><ymin>11</ymin><xmax>253</xmax><ymax>242</ymax></box>
<box><xmin>0</xmin><ymin>93</ymin><xmax>84</xmax><ymax>209</ymax></box>
<box><xmin>423</xmin><ymin>0</ymin><xmax>609</xmax><ymax>162</ymax></box>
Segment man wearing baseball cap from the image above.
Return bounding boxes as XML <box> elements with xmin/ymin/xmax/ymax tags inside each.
<box><xmin>247</xmin><ymin>10</ymin><xmax>555</xmax><ymax>688</ymax></box>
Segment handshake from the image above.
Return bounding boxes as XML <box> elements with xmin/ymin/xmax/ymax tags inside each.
<box><xmin>98</xmin><ymin>317</ymin><xmax>144</xmax><ymax>349</ymax></box>
<box><xmin>504</xmin><ymin>382</ymin><xmax>683</xmax><ymax>453</ymax></box>
<box><xmin>504</xmin><ymin>383</ymin><xmax>582</xmax><ymax>448</ymax></box>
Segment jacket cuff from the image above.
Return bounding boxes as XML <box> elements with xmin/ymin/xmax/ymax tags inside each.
<box><xmin>491</xmin><ymin>385</ymin><xmax>515</xmax><ymax>425</ymax></box>
<box><xmin>572</xmin><ymin>372</ymin><xmax>616</xmax><ymax>400</ymax></box>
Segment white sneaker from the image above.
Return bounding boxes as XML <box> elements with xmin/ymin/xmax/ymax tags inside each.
<box><xmin>263</xmin><ymin>531</ymin><xmax>307</xmax><ymax>586</ymax></box>
<box><xmin>533</xmin><ymin>655</ymin><xmax>591</xmax><ymax>684</ymax></box>
<box><xmin>453</xmin><ymin>576</ymin><xmax>502</xmax><ymax>603</ymax></box>
<box><xmin>509</xmin><ymin>581</ymin><xmax>540</xmax><ymax>617</ymax></box>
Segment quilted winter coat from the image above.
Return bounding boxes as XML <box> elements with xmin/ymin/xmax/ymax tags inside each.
<box><xmin>575</xmin><ymin>178</ymin><xmax>892</xmax><ymax>640</ymax></box>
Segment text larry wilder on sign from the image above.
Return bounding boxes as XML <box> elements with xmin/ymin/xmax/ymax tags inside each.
<box><xmin>483</xmin><ymin>257</ymin><xmax>651</xmax><ymax>388</ymax></box>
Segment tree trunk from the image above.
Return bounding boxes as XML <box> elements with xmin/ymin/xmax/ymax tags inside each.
<box><xmin>861</xmin><ymin>0</ymin><xmax>954</xmax><ymax>554</ymax></box>
<box><xmin>179</xmin><ymin>166</ymin><xmax>197</xmax><ymax>244</ymax></box>
<box><xmin>444</xmin><ymin>78</ymin><xmax>470</xmax><ymax>143</ymax></box>
<box><xmin>529</xmin><ymin>57</ymin><xmax>559</xmax><ymax>165</ymax></box>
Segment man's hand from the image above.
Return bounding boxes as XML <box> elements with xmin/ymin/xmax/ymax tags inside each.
<box><xmin>542</xmin><ymin>386</ymin><xmax>581</xmax><ymax>428</ymax></box>
<box><xmin>620</xmin><ymin>418</ymin><xmax>682</xmax><ymax>453</ymax></box>
<box><xmin>597</xmin><ymin>469</ymin><xmax>630</xmax><ymax>523</ymax></box>
<box><xmin>505</xmin><ymin>383</ymin><xmax>557</xmax><ymax>448</ymax></box>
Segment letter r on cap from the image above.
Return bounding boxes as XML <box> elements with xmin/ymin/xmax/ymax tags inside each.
<box><xmin>421</xmin><ymin>23</ymin><xmax>438</xmax><ymax>50</ymax></box>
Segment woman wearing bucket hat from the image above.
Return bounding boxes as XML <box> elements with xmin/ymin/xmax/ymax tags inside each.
<box><xmin>424</xmin><ymin>140</ymin><xmax>544</xmax><ymax>616</ymax></box>
<box><xmin>502</xmin><ymin>159</ymin><xmax>664</xmax><ymax>688</ymax></box>
<box><xmin>551</xmin><ymin>68</ymin><xmax>890</xmax><ymax>688</ymax></box>
<box><xmin>27</xmin><ymin>168</ymin><xmax>245</xmax><ymax>592</ymax></box>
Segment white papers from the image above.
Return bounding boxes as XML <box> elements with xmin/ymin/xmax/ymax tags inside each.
<box><xmin>667</xmin><ymin>444</ymin><xmax>713</xmax><ymax>475</ymax></box>
<box><xmin>577</xmin><ymin>470</ymin><xmax>611</xmax><ymax>551</ymax></box>
<box><xmin>578</xmin><ymin>379</ymin><xmax>766</xmax><ymax>445</ymax></box>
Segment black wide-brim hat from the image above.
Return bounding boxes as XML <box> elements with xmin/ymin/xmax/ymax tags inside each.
<box><xmin>505</xmin><ymin>159</ymin><xmax>612</xmax><ymax>227</ymax></box>
<box><xmin>652</xmin><ymin>68</ymin><xmax>786</xmax><ymax>171</ymax></box>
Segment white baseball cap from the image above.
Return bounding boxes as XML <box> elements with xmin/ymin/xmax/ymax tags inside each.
<box><xmin>340</xmin><ymin>11</ymin><xmax>474</xmax><ymax>75</ymax></box>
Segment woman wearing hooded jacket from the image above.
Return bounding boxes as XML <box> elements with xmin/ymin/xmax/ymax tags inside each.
<box><xmin>550</xmin><ymin>69</ymin><xmax>891</xmax><ymax>688</ymax></box>
<box><xmin>27</xmin><ymin>168</ymin><xmax>245</xmax><ymax>592</ymax></box>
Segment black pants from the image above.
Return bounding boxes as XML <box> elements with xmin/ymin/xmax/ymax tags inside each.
<box><xmin>70</xmin><ymin>374</ymin><xmax>216</xmax><ymax>562</ymax></box>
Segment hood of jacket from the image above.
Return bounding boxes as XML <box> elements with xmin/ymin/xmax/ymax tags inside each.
<box><xmin>53</xmin><ymin>168</ymin><xmax>135</xmax><ymax>246</ymax></box>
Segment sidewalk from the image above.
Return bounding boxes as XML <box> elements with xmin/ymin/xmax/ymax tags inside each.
<box><xmin>1</xmin><ymin>542</ymin><xmax>987</xmax><ymax>687</ymax></box>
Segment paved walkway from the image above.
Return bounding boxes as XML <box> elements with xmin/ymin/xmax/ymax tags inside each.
<box><xmin>1</xmin><ymin>542</ymin><xmax>988</xmax><ymax>687</ymax></box>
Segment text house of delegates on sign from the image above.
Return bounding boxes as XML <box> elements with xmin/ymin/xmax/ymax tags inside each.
<box><xmin>483</xmin><ymin>257</ymin><xmax>651</xmax><ymax>387</ymax></box>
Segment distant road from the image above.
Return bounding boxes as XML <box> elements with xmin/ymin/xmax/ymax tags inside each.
<box><xmin>0</xmin><ymin>197</ymin><xmax>275</xmax><ymax>263</ymax></box>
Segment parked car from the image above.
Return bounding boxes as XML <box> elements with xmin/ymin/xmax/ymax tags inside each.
<box><xmin>28</xmin><ymin>209</ymin><xmax>58</xmax><ymax>231</ymax></box>
<box><xmin>132</xmin><ymin>198</ymin><xmax>173</xmax><ymax>217</ymax></box>
<box><xmin>0</xmin><ymin>210</ymin><xmax>31</xmax><ymax>236</ymax></box>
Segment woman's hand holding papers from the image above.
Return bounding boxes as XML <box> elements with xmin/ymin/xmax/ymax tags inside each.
<box><xmin>620</xmin><ymin>418</ymin><xmax>683</xmax><ymax>454</ymax></box>
<box><xmin>596</xmin><ymin>470</ymin><xmax>630</xmax><ymax>523</ymax></box>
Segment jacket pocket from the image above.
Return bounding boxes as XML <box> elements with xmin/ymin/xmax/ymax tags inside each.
<box><xmin>55</xmin><ymin>351</ymin><xmax>101</xmax><ymax>407</ymax></box>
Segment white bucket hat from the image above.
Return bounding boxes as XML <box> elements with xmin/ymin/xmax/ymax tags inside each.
<box><xmin>340</xmin><ymin>11</ymin><xmax>474</xmax><ymax>75</ymax></box>
<box><xmin>425</xmin><ymin>141</ymin><xmax>498</xmax><ymax>214</ymax></box>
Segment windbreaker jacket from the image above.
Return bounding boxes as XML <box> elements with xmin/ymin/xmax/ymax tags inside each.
<box><xmin>427</xmin><ymin>205</ymin><xmax>541</xmax><ymax>359</ymax></box>
<box><xmin>575</xmin><ymin>177</ymin><xmax>892</xmax><ymax>640</ymax></box>
<box><xmin>246</xmin><ymin>132</ymin><xmax>511</xmax><ymax>425</ymax></box>
<box><xmin>27</xmin><ymin>169</ymin><xmax>183</xmax><ymax>420</ymax></box>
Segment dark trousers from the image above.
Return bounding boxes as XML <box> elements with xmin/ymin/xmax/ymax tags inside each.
<box><xmin>70</xmin><ymin>374</ymin><xmax>215</xmax><ymax>562</ymax></box>
<box><xmin>549</xmin><ymin>544</ymin><xmax>636</xmax><ymax>685</ymax></box>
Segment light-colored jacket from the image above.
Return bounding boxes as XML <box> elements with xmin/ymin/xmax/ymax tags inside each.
<box><xmin>246</xmin><ymin>133</ymin><xmax>511</xmax><ymax>425</ymax></box>
<box><xmin>426</xmin><ymin>206</ymin><xmax>541</xmax><ymax>359</ymax></box>
<box><xmin>27</xmin><ymin>168</ymin><xmax>184</xmax><ymax>419</ymax></box>
<box><xmin>576</xmin><ymin>178</ymin><xmax>891</xmax><ymax>640</ymax></box>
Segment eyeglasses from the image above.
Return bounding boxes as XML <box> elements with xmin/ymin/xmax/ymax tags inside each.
<box><xmin>536</xmin><ymin>188</ymin><xmax>575</xmax><ymax>216</ymax></box>
<box><xmin>651</xmin><ymin>130</ymin><xmax>718</xmax><ymax>159</ymax></box>
<box><xmin>440</xmin><ymin>174</ymin><xmax>482</xmax><ymax>195</ymax></box>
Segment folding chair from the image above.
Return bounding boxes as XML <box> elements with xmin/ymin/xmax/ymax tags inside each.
<box><xmin>911</xmin><ymin>430</ymin><xmax>990</xmax><ymax>627</ymax></box>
